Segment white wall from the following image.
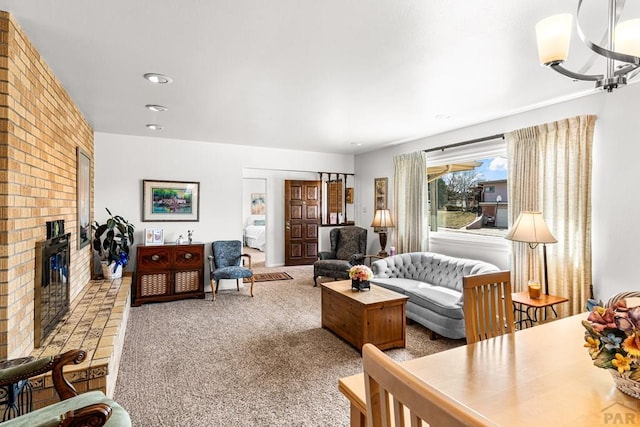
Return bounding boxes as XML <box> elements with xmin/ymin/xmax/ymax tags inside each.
<box><xmin>95</xmin><ymin>133</ymin><xmax>354</xmax><ymax>271</ymax></box>
<box><xmin>355</xmin><ymin>84</ymin><xmax>640</xmax><ymax>303</ymax></box>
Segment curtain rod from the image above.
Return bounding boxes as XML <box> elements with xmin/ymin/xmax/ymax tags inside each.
<box><xmin>423</xmin><ymin>133</ymin><xmax>504</xmax><ymax>153</ymax></box>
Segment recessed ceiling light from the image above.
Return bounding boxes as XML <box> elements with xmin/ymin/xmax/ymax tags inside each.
<box><xmin>145</xmin><ymin>104</ymin><xmax>168</xmax><ymax>112</ymax></box>
<box><xmin>350</xmin><ymin>142</ymin><xmax>362</xmax><ymax>146</ymax></box>
<box><xmin>143</xmin><ymin>73</ymin><xmax>173</xmax><ymax>84</ymax></box>
<box><xmin>146</xmin><ymin>124</ymin><xmax>164</xmax><ymax>131</ymax></box>
<box><xmin>435</xmin><ymin>114</ymin><xmax>452</xmax><ymax>119</ymax></box>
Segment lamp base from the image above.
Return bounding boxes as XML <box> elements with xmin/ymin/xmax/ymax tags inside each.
<box><xmin>377</xmin><ymin>230</ymin><xmax>388</xmax><ymax>257</ymax></box>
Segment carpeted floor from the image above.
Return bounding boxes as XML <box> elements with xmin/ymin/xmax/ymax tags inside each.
<box><xmin>114</xmin><ymin>260</ymin><xmax>465</xmax><ymax>426</ymax></box>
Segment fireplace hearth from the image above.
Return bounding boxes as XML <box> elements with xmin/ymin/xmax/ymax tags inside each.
<box><xmin>34</xmin><ymin>233</ymin><xmax>70</xmax><ymax>348</ymax></box>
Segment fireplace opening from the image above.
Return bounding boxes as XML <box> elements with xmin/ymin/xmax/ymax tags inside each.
<box><xmin>34</xmin><ymin>233</ymin><xmax>70</xmax><ymax>348</ymax></box>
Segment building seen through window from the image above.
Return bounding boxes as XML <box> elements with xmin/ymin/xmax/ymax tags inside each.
<box><xmin>428</xmin><ymin>157</ymin><xmax>508</xmax><ymax>237</ymax></box>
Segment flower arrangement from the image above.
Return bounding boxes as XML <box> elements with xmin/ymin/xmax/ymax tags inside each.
<box><xmin>582</xmin><ymin>299</ymin><xmax>640</xmax><ymax>382</ymax></box>
<box><xmin>349</xmin><ymin>265</ymin><xmax>373</xmax><ymax>282</ymax></box>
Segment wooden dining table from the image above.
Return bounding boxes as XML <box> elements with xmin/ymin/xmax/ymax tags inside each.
<box><xmin>339</xmin><ymin>313</ymin><xmax>640</xmax><ymax>426</ymax></box>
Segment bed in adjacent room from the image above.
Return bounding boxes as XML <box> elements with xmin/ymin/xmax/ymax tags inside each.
<box><xmin>244</xmin><ymin>215</ymin><xmax>266</xmax><ymax>251</ymax></box>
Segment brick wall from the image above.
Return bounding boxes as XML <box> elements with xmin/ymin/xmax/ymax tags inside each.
<box><xmin>0</xmin><ymin>12</ymin><xmax>93</xmax><ymax>359</ymax></box>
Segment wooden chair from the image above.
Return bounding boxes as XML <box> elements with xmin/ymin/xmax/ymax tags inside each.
<box><xmin>0</xmin><ymin>349</ymin><xmax>130</xmax><ymax>426</ymax></box>
<box><xmin>463</xmin><ymin>271</ymin><xmax>514</xmax><ymax>344</ymax></box>
<box><xmin>362</xmin><ymin>343</ymin><xmax>493</xmax><ymax>427</ymax></box>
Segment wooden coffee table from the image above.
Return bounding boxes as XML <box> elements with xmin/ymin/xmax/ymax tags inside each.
<box><xmin>321</xmin><ymin>280</ymin><xmax>409</xmax><ymax>351</ymax></box>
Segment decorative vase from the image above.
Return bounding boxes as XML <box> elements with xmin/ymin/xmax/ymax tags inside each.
<box><xmin>101</xmin><ymin>261</ymin><xmax>123</xmax><ymax>280</ymax></box>
<box><xmin>351</xmin><ymin>279</ymin><xmax>370</xmax><ymax>292</ymax></box>
<box><xmin>609</xmin><ymin>369</ymin><xmax>640</xmax><ymax>399</ymax></box>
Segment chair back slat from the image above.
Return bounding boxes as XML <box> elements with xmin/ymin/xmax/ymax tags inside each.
<box><xmin>363</xmin><ymin>343</ymin><xmax>494</xmax><ymax>427</ymax></box>
<box><xmin>463</xmin><ymin>271</ymin><xmax>514</xmax><ymax>344</ymax></box>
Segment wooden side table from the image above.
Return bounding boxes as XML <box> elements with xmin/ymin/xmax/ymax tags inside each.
<box><xmin>511</xmin><ymin>291</ymin><xmax>569</xmax><ymax>329</ymax></box>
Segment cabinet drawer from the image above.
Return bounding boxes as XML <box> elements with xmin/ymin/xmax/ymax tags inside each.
<box><xmin>173</xmin><ymin>246</ymin><xmax>204</xmax><ymax>268</ymax></box>
<box><xmin>137</xmin><ymin>247</ymin><xmax>171</xmax><ymax>269</ymax></box>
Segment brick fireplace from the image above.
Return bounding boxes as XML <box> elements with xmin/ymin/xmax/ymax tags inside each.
<box><xmin>0</xmin><ymin>11</ymin><xmax>94</xmax><ymax>359</ymax></box>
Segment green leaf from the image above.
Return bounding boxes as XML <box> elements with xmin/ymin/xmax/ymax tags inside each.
<box><xmin>593</xmin><ymin>349</ymin><xmax>615</xmax><ymax>369</ymax></box>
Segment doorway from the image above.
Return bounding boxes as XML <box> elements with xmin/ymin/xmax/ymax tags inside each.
<box><xmin>242</xmin><ymin>178</ymin><xmax>267</xmax><ymax>257</ymax></box>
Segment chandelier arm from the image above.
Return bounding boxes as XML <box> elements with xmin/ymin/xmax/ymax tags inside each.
<box><xmin>625</xmin><ymin>67</ymin><xmax>640</xmax><ymax>80</ymax></box>
<box><xmin>614</xmin><ymin>63</ymin><xmax>640</xmax><ymax>77</ymax></box>
<box><xmin>549</xmin><ymin>63</ymin><xmax>602</xmax><ymax>82</ymax></box>
<box><xmin>576</xmin><ymin>0</ymin><xmax>640</xmax><ymax>66</ymax></box>
<box><xmin>577</xmin><ymin>0</ymin><xmax>624</xmax><ymax>74</ymax></box>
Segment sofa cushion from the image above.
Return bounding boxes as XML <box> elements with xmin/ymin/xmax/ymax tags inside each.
<box><xmin>405</xmin><ymin>286</ymin><xmax>464</xmax><ymax>320</ymax></box>
<box><xmin>370</xmin><ymin>278</ymin><xmax>425</xmax><ymax>295</ymax></box>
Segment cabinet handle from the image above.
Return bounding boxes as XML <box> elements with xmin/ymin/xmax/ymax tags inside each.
<box><xmin>151</xmin><ymin>254</ymin><xmax>160</xmax><ymax>261</ymax></box>
<box><xmin>184</xmin><ymin>253</ymin><xmax>193</xmax><ymax>260</ymax></box>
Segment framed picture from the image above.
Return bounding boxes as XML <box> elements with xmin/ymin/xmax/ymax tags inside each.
<box><xmin>374</xmin><ymin>177</ymin><xmax>388</xmax><ymax>210</ymax></box>
<box><xmin>77</xmin><ymin>148</ymin><xmax>91</xmax><ymax>249</ymax></box>
<box><xmin>345</xmin><ymin>187</ymin><xmax>354</xmax><ymax>204</ymax></box>
<box><xmin>144</xmin><ymin>228</ymin><xmax>165</xmax><ymax>246</ymax></box>
<box><xmin>143</xmin><ymin>179</ymin><xmax>200</xmax><ymax>222</ymax></box>
<box><xmin>251</xmin><ymin>193</ymin><xmax>266</xmax><ymax>214</ymax></box>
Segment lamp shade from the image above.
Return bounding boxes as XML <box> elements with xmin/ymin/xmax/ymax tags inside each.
<box><xmin>371</xmin><ymin>209</ymin><xmax>394</xmax><ymax>228</ymax></box>
<box><xmin>505</xmin><ymin>211</ymin><xmax>557</xmax><ymax>244</ymax></box>
<box><xmin>535</xmin><ymin>13</ymin><xmax>573</xmax><ymax>65</ymax></box>
<box><xmin>616</xmin><ymin>19</ymin><xmax>640</xmax><ymax>57</ymax></box>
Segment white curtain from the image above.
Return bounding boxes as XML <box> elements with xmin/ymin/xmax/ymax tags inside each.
<box><xmin>393</xmin><ymin>151</ymin><xmax>428</xmax><ymax>253</ymax></box>
<box><xmin>506</xmin><ymin>115</ymin><xmax>595</xmax><ymax>315</ymax></box>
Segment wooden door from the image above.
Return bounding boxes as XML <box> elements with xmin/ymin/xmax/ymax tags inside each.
<box><xmin>284</xmin><ymin>180</ymin><xmax>320</xmax><ymax>265</ymax></box>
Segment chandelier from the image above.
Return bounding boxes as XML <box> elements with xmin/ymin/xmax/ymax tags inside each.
<box><xmin>535</xmin><ymin>0</ymin><xmax>640</xmax><ymax>92</ymax></box>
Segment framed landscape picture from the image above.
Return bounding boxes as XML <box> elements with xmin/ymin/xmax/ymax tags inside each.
<box><xmin>143</xmin><ymin>179</ymin><xmax>200</xmax><ymax>222</ymax></box>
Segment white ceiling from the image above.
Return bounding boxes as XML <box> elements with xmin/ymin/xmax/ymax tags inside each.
<box><xmin>1</xmin><ymin>1</ymin><xmax>638</xmax><ymax>154</ymax></box>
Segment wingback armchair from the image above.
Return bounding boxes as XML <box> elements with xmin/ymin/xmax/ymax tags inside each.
<box><xmin>313</xmin><ymin>226</ymin><xmax>367</xmax><ymax>286</ymax></box>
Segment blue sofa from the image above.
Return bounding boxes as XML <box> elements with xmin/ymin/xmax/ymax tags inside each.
<box><xmin>371</xmin><ymin>252</ymin><xmax>500</xmax><ymax>339</ymax></box>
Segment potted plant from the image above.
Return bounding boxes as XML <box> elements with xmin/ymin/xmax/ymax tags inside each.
<box><xmin>92</xmin><ymin>208</ymin><xmax>135</xmax><ymax>279</ymax></box>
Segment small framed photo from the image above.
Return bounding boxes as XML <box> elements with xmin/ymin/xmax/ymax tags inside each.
<box><xmin>143</xmin><ymin>179</ymin><xmax>200</xmax><ymax>222</ymax></box>
<box><xmin>145</xmin><ymin>228</ymin><xmax>165</xmax><ymax>246</ymax></box>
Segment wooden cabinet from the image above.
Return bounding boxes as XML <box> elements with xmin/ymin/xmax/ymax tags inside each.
<box><xmin>134</xmin><ymin>243</ymin><xmax>205</xmax><ymax>306</ymax></box>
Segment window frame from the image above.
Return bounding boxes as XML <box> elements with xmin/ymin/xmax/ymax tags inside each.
<box><xmin>426</xmin><ymin>138</ymin><xmax>508</xmax><ymax>242</ymax></box>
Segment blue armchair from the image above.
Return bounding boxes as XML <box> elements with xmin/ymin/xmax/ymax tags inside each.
<box><xmin>313</xmin><ymin>226</ymin><xmax>367</xmax><ymax>286</ymax></box>
<box><xmin>208</xmin><ymin>240</ymin><xmax>254</xmax><ymax>301</ymax></box>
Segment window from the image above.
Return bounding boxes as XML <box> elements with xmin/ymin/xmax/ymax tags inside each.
<box><xmin>427</xmin><ymin>139</ymin><xmax>508</xmax><ymax>237</ymax></box>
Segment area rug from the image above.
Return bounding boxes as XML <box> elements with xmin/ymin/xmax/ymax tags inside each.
<box><xmin>245</xmin><ymin>272</ymin><xmax>293</xmax><ymax>282</ymax></box>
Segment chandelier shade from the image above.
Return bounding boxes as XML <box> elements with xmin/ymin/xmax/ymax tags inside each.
<box><xmin>535</xmin><ymin>0</ymin><xmax>640</xmax><ymax>92</ymax></box>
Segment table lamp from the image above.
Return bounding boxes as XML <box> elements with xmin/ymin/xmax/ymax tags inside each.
<box><xmin>505</xmin><ymin>211</ymin><xmax>557</xmax><ymax>295</ymax></box>
<box><xmin>371</xmin><ymin>209</ymin><xmax>394</xmax><ymax>256</ymax></box>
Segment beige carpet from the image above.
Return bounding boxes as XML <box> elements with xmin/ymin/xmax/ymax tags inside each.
<box><xmin>114</xmin><ymin>263</ymin><xmax>465</xmax><ymax>426</ymax></box>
